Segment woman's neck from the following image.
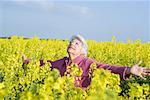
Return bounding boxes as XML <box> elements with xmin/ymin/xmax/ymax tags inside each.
<box><xmin>69</xmin><ymin>53</ymin><xmax>80</xmax><ymax>61</ymax></box>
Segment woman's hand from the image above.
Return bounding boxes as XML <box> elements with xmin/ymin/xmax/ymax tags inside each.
<box><xmin>127</xmin><ymin>61</ymin><xmax>150</xmax><ymax>79</ymax></box>
<box><xmin>22</xmin><ymin>54</ymin><xmax>31</xmax><ymax>64</ymax></box>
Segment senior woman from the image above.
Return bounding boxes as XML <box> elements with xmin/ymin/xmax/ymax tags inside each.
<box><xmin>22</xmin><ymin>35</ymin><xmax>150</xmax><ymax>88</ymax></box>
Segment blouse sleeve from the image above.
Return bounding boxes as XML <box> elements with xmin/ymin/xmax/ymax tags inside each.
<box><xmin>97</xmin><ymin>62</ymin><xmax>130</xmax><ymax>80</ymax></box>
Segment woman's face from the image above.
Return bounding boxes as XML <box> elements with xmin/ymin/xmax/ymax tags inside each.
<box><xmin>67</xmin><ymin>38</ymin><xmax>83</xmax><ymax>56</ymax></box>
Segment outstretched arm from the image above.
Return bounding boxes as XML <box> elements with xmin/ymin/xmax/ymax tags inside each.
<box><xmin>22</xmin><ymin>54</ymin><xmax>46</xmax><ymax>66</ymax></box>
<box><xmin>97</xmin><ymin>62</ymin><xmax>129</xmax><ymax>80</ymax></box>
<box><xmin>22</xmin><ymin>54</ymin><xmax>52</xmax><ymax>66</ymax></box>
<box><xmin>97</xmin><ymin>61</ymin><xmax>150</xmax><ymax>80</ymax></box>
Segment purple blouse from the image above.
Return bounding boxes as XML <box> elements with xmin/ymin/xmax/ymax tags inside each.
<box><xmin>40</xmin><ymin>55</ymin><xmax>130</xmax><ymax>88</ymax></box>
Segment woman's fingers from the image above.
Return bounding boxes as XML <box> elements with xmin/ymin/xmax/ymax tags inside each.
<box><xmin>143</xmin><ymin>68</ymin><xmax>150</xmax><ymax>72</ymax></box>
<box><xmin>142</xmin><ymin>72</ymin><xmax>150</xmax><ymax>76</ymax></box>
<box><xmin>142</xmin><ymin>68</ymin><xmax>150</xmax><ymax>76</ymax></box>
<box><xmin>139</xmin><ymin>74</ymin><xmax>146</xmax><ymax>80</ymax></box>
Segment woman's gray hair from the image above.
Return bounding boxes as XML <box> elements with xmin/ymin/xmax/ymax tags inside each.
<box><xmin>70</xmin><ymin>34</ymin><xmax>88</xmax><ymax>56</ymax></box>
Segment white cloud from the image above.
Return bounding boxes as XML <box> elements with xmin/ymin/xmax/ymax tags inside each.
<box><xmin>67</xmin><ymin>5</ymin><xmax>90</xmax><ymax>15</ymax></box>
<box><xmin>34</xmin><ymin>1</ymin><xmax>55</xmax><ymax>11</ymax></box>
<box><xmin>10</xmin><ymin>0</ymin><xmax>55</xmax><ymax>10</ymax></box>
<box><xmin>10</xmin><ymin>0</ymin><xmax>92</xmax><ymax>17</ymax></box>
<box><xmin>10</xmin><ymin>0</ymin><xmax>30</xmax><ymax>5</ymax></box>
<box><xmin>80</xmin><ymin>6</ymin><xmax>89</xmax><ymax>15</ymax></box>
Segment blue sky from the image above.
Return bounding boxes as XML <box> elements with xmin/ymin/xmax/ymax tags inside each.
<box><xmin>0</xmin><ymin>0</ymin><xmax>149</xmax><ymax>42</ymax></box>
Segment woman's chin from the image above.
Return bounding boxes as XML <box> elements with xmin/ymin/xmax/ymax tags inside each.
<box><xmin>68</xmin><ymin>48</ymin><xmax>74</xmax><ymax>52</ymax></box>
<box><xmin>68</xmin><ymin>51</ymin><xmax>75</xmax><ymax>55</ymax></box>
